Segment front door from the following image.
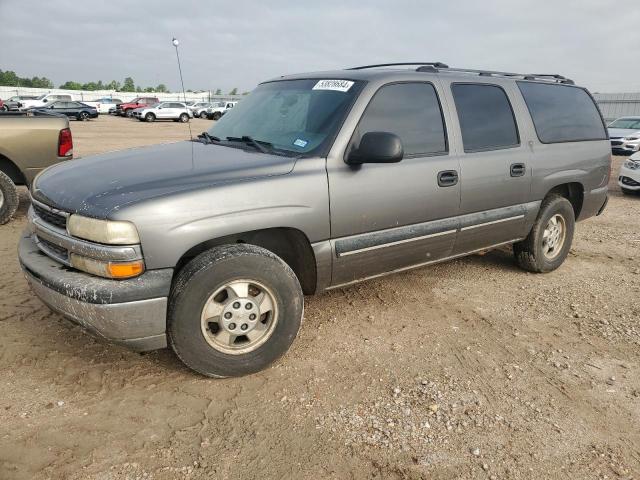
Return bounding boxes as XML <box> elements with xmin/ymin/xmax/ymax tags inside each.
<box><xmin>443</xmin><ymin>81</ymin><xmax>534</xmax><ymax>254</ymax></box>
<box><xmin>327</xmin><ymin>81</ymin><xmax>461</xmax><ymax>286</ymax></box>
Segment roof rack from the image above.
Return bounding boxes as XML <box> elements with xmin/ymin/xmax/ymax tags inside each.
<box><xmin>443</xmin><ymin>67</ymin><xmax>575</xmax><ymax>85</ymax></box>
<box><xmin>347</xmin><ymin>62</ymin><xmax>449</xmax><ymax>71</ymax></box>
<box><xmin>344</xmin><ymin>63</ymin><xmax>574</xmax><ymax>84</ymax></box>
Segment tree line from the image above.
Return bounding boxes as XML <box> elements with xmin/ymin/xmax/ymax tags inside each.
<box><xmin>1</xmin><ymin>69</ymin><xmax>242</xmax><ymax>95</ymax></box>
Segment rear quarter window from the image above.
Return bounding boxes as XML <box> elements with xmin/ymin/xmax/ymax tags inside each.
<box><xmin>517</xmin><ymin>82</ymin><xmax>606</xmax><ymax>143</ymax></box>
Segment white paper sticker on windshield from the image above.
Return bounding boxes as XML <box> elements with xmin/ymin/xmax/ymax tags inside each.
<box><xmin>312</xmin><ymin>80</ymin><xmax>354</xmax><ymax>92</ymax></box>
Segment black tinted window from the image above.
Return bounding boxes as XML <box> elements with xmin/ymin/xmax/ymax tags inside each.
<box><xmin>355</xmin><ymin>82</ymin><xmax>447</xmax><ymax>156</ymax></box>
<box><xmin>452</xmin><ymin>84</ymin><xmax>519</xmax><ymax>152</ymax></box>
<box><xmin>517</xmin><ymin>82</ymin><xmax>606</xmax><ymax>143</ymax></box>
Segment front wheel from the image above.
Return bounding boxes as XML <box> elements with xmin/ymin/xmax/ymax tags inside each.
<box><xmin>0</xmin><ymin>171</ymin><xmax>19</xmax><ymax>225</ymax></box>
<box><xmin>513</xmin><ymin>194</ymin><xmax>575</xmax><ymax>273</ymax></box>
<box><xmin>145</xmin><ymin>113</ymin><xmax>155</xmax><ymax>122</ymax></box>
<box><xmin>77</xmin><ymin>111</ymin><xmax>89</xmax><ymax>121</ymax></box>
<box><xmin>179</xmin><ymin>113</ymin><xmax>189</xmax><ymax>123</ymax></box>
<box><xmin>199</xmin><ymin>111</ymin><xmax>208</xmax><ymax>119</ymax></box>
<box><xmin>212</xmin><ymin>112</ymin><xmax>222</xmax><ymax>121</ymax></box>
<box><xmin>168</xmin><ymin>244</ymin><xmax>303</xmax><ymax>377</ymax></box>
<box><xmin>125</xmin><ymin>109</ymin><xmax>134</xmax><ymax>117</ymax></box>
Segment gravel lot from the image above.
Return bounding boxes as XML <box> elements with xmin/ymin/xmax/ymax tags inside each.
<box><xmin>1</xmin><ymin>115</ymin><xmax>639</xmax><ymax>479</ymax></box>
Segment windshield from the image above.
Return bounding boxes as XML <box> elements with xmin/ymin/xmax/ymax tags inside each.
<box><xmin>208</xmin><ymin>78</ymin><xmax>364</xmax><ymax>155</ymax></box>
<box><xmin>609</xmin><ymin>118</ymin><xmax>640</xmax><ymax>130</ymax></box>
<box><xmin>35</xmin><ymin>94</ymin><xmax>47</xmax><ymax>100</ymax></box>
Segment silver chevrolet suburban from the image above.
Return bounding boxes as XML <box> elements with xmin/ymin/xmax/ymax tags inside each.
<box><xmin>19</xmin><ymin>62</ymin><xmax>610</xmax><ymax>377</ymax></box>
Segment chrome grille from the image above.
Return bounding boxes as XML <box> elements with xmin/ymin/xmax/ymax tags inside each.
<box><xmin>32</xmin><ymin>201</ymin><xmax>68</xmax><ymax>230</ymax></box>
<box><xmin>36</xmin><ymin>236</ymin><xmax>69</xmax><ymax>263</ymax></box>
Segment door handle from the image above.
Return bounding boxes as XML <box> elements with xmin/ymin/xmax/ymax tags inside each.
<box><xmin>437</xmin><ymin>170</ymin><xmax>458</xmax><ymax>187</ymax></box>
<box><xmin>510</xmin><ymin>163</ymin><xmax>526</xmax><ymax>177</ymax></box>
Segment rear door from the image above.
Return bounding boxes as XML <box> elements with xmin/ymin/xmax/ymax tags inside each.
<box><xmin>442</xmin><ymin>81</ymin><xmax>534</xmax><ymax>254</ymax></box>
<box><xmin>327</xmin><ymin>81</ymin><xmax>460</xmax><ymax>286</ymax></box>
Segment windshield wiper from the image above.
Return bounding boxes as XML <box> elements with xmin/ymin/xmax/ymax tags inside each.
<box><xmin>226</xmin><ymin>135</ymin><xmax>273</xmax><ymax>154</ymax></box>
<box><xmin>197</xmin><ymin>132</ymin><xmax>221</xmax><ymax>144</ymax></box>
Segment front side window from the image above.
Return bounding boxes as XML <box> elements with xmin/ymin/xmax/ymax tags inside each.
<box><xmin>352</xmin><ymin>82</ymin><xmax>447</xmax><ymax>156</ymax></box>
<box><xmin>517</xmin><ymin>82</ymin><xmax>606</xmax><ymax>143</ymax></box>
<box><xmin>209</xmin><ymin>79</ymin><xmax>364</xmax><ymax>155</ymax></box>
<box><xmin>452</xmin><ymin>84</ymin><xmax>519</xmax><ymax>152</ymax></box>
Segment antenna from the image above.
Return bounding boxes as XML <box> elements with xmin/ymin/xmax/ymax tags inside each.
<box><xmin>172</xmin><ymin>37</ymin><xmax>192</xmax><ymax>140</ymax></box>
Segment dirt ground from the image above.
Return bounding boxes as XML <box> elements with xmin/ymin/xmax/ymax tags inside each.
<box><xmin>1</xmin><ymin>115</ymin><xmax>639</xmax><ymax>480</ymax></box>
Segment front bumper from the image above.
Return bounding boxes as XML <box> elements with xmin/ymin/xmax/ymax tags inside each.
<box><xmin>18</xmin><ymin>232</ymin><xmax>173</xmax><ymax>351</ymax></box>
<box><xmin>611</xmin><ymin>138</ymin><xmax>640</xmax><ymax>154</ymax></box>
<box><xmin>618</xmin><ymin>163</ymin><xmax>640</xmax><ymax>190</ymax></box>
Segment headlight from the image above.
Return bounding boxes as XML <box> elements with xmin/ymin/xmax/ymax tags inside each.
<box><xmin>624</xmin><ymin>160</ymin><xmax>640</xmax><ymax>170</ymax></box>
<box><xmin>67</xmin><ymin>214</ymin><xmax>140</xmax><ymax>244</ymax></box>
<box><xmin>624</xmin><ymin>136</ymin><xmax>639</xmax><ymax>141</ymax></box>
<box><xmin>70</xmin><ymin>254</ymin><xmax>144</xmax><ymax>279</ymax></box>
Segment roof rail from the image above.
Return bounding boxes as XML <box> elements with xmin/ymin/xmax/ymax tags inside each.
<box><xmin>344</xmin><ymin>62</ymin><xmax>574</xmax><ymax>84</ymax></box>
<box><xmin>347</xmin><ymin>62</ymin><xmax>449</xmax><ymax>70</ymax></box>
<box><xmin>444</xmin><ymin>67</ymin><xmax>575</xmax><ymax>85</ymax></box>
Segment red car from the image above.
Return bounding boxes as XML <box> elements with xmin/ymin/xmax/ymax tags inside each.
<box><xmin>0</xmin><ymin>99</ymin><xmax>5</xmax><ymax>111</ymax></box>
<box><xmin>115</xmin><ymin>96</ymin><xmax>159</xmax><ymax>117</ymax></box>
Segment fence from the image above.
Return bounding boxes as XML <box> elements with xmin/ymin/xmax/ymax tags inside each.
<box><xmin>593</xmin><ymin>93</ymin><xmax>640</xmax><ymax>123</ymax></box>
<box><xmin>0</xmin><ymin>85</ymin><xmax>242</xmax><ymax>104</ymax></box>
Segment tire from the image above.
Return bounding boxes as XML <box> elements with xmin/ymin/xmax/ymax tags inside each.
<box><xmin>0</xmin><ymin>170</ymin><xmax>19</xmax><ymax>225</ymax></box>
<box><xmin>179</xmin><ymin>113</ymin><xmax>189</xmax><ymax>123</ymax></box>
<box><xmin>621</xmin><ymin>187</ymin><xmax>636</xmax><ymax>195</ymax></box>
<box><xmin>168</xmin><ymin>244</ymin><xmax>304</xmax><ymax>378</ymax></box>
<box><xmin>145</xmin><ymin>113</ymin><xmax>155</xmax><ymax>122</ymax></box>
<box><xmin>1</xmin><ymin>105</ymin><xmax>7</xmax><ymax>112</ymax></box>
<box><xmin>125</xmin><ymin>109</ymin><xmax>134</xmax><ymax>118</ymax></box>
<box><xmin>199</xmin><ymin>111</ymin><xmax>208</xmax><ymax>119</ymax></box>
<box><xmin>77</xmin><ymin>111</ymin><xmax>89</xmax><ymax>121</ymax></box>
<box><xmin>513</xmin><ymin>194</ymin><xmax>575</xmax><ymax>273</ymax></box>
<box><xmin>212</xmin><ymin>112</ymin><xmax>222</xmax><ymax>121</ymax></box>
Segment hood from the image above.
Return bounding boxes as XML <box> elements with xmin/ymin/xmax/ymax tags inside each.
<box><xmin>33</xmin><ymin>141</ymin><xmax>297</xmax><ymax>218</ymax></box>
<box><xmin>608</xmin><ymin>128</ymin><xmax>640</xmax><ymax>139</ymax></box>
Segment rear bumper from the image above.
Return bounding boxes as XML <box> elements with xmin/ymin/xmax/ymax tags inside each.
<box><xmin>18</xmin><ymin>232</ymin><xmax>173</xmax><ymax>351</ymax></box>
<box><xmin>578</xmin><ymin>186</ymin><xmax>609</xmax><ymax>220</ymax></box>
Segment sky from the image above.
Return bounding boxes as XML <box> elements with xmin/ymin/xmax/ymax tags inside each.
<box><xmin>1</xmin><ymin>0</ymin><xmax>639</xmax><ymax>94</ymax></box>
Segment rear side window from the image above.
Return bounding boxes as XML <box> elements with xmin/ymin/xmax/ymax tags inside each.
<box><xmin>355</xmin><ymin>82</ymin><xmax>447</xmax><ymax>156</ymax></box>
<box><xmin>451</xmin><ymin>84</ymin><xmax>519</xmax><ymax>152</ymax></box>
<box><xmin>517</xmin><ymin>82</ymin><xmax>606</xmax><ymax>143</ymax></box>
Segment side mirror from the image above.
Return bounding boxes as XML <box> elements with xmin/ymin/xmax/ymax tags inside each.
<box><xmin>43</xmin><ymin>99</ymin><xmax>48</xmax><ymax>103</ymax></box>
<box><xmin>346</xmin><ymin>132</ymin><xmax>403</xmax><ymax>165</ymax></box>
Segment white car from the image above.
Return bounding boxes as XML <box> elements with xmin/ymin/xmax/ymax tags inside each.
<box><xmin>20</xmin><ymin>93</ymin><xmax>73</xmax><ymax>110</ymax></box>
<box><xmin>132</xmin><ymin>102</ymin><xmax>192</xmax><ymax>122</ymax></box>
<box><xmin>206</xmin><ymin>101</ymin><xmax>237</xmax><ymax>120</ymax></box>
<box><xmin>190</xmin><ymin>102</ymin><xmax>214</xmax><ymax>118</ymax></box>
<box><xmin>608</xmin><ymin>116</ymin><xmax>640</xmax><ymax>155</ymax></box>
<box><xmin>619</xmin><ymin>152</ymin><xmax>640</xmax><ymax>195</ymax></box>
<box><xmin>83</xmin><ymin>97</ymin><xmax>123</xmax><ymax>114</ymax></box>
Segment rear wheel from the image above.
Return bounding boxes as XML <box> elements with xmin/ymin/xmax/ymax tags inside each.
<box><xmin>168</xmin><ymin>244</ymin><xmax>303</xmax><ymax>377</ymax></box>
<box><xmin>199</xmin><ymin>111</ymin><xmax>208</xmax><ymax>119</ymax></box>
<box><xmin>179</xmin><ymin>113</ymin><xmax>189</xmax><ymax>123</ymax></box>
<box><xmin>0</xmin><ymin>171</ymin><xmax>19</xmax><ymax>225</ymax></box>
<box><xmin>513</xmin><ymin>194</ymin><xmax>575</xmax><ymax>273</ymax></box>
<box><xmin>125</xmin><ymin>109</ymin><xmax>134</xmax><ymax>117</ymax></box>
<box><xmin>212</xmin><ymin>111</ymin><xmax>222</xmax><ymax>121</ymax></box>
<box><xmin>145</xmin><ymin>112</ymin><xmax>156</xmax><ymax>122</ymax></box>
